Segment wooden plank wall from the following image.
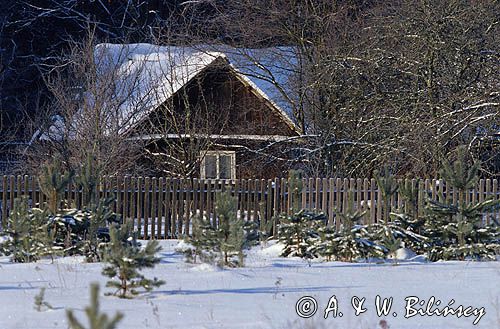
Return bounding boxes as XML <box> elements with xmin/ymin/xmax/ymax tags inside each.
<box><xmin>0</xmin><ymin>176</ymin><xmax>499</xmax><ymax>239</ymax></box>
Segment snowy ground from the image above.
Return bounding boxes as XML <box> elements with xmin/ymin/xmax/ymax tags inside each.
<box><xmin>0</xmin><ymin>241</ymin><xmax>499</xmax><ymax>329</ymax></box>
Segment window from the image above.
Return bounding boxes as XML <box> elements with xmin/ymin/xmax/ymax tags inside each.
<box><xmin>200</xmin><ymin>151</ymin><xmax>236</xmax><ymax>179</ymax></box>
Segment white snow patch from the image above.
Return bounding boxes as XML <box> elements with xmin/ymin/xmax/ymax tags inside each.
<box><xmin>189</xmin><ymin>263</ymin><xmax>218</xmax><ymax>272</ymax></box>
<box><xmin>174</xmin><ymin>240</ymin><xmax>194</xmax><ymax>253</ymax></box>
<box><xmin>388</xmin><ymin>247</ymin><xmax>417</xmax><ymax>260</ymax></box>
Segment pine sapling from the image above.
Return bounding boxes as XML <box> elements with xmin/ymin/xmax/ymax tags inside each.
<box><xmin>278</xmin><ymin>210</ymin><xmax>325</xmax><ymax>259</ymax></box>
<box><xmin>84</xmin><ymin>197</ymin><xmax>119</xmax><ymax>262</ymax></box>
<box><xmin>66</xmin><ymin>283</ymin><xmax>123</xmax><ymax>329</ymax></box>
<box><xmin>216</xmin><ymin>192</ymin><xmax>245</xmax><ymax>267</ymax></box>
<box><xmin>180</xmin><ymin>213</ymin><xmax>218</xmax><ymax>264</ymax></box>
<box><xmin>382</xmin><ymin>228</ymin><xmax>403</xmax><ymax>265</ymax></box>
<box><xmin>424</xmin><ymin>146</ymin><xmax>500</xmax><ymax>260</ymax></box>
<box><xmin>374</xmin><ymin>167</ymin><xmax>399</xmax><ymax>224</ymax></box>
<box><xmin>0</xmin><ymin>198</ymin><xmax>55</xmax><ymax>262</ymax></box>
<box><xmin>102</xmin><ymin>223</ymin><xmax>164</xmax><ymax>298</ymax></box>
<box><xmin>38</xmin><ymin>158</ymin><xmax>73</xmax><ymax>214</ymax></box>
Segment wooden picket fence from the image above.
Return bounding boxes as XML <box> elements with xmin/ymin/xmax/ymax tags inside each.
<box><xmin>1</xmin><ymin>175</ymin><xmax>499</xmax><ymax>239</ymax></box>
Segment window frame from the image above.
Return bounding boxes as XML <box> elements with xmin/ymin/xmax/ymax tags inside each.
<box><xmin>200</xmin><ymin>150</ymin><xmax>236</xmax><ymax>180</ymax></box>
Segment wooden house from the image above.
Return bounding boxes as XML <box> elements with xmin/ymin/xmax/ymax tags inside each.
<box><xmin>38</xmin><ymin>43</ymin><xmax>301</xmax><ymax>179</ymax></box>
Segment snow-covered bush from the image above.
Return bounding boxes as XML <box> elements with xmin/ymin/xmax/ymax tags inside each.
<box><xmin>42</xmin><ymin>201</ymin><xmax>120</xmax><ymax>260</ymax></box>
<box><xmin>367</xmin><ymin>220</ymin><xmax>428</xmax><ymax>257</ymax></box>
<box><xmin>424</xmin><ymin>198</ymin><xmax>499</xmax><ymax>261</ymax></box>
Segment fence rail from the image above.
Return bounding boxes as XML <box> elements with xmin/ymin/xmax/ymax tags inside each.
<box><xmin>1</xmin><ymin>175</ymin><xmax>499</xmax><ymax>239</ymax></box>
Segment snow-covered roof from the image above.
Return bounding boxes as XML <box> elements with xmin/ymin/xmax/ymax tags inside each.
<box><xmin>39</xmin><ymin>43</ymin><xmax>299</xmax><ymax>141</ymax></box>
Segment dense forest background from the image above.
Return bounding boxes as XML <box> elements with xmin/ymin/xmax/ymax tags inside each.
<box><xmin>0</xmin><ymin>0</ymin><xmax>499</xmax><ymax>177</ymax></box>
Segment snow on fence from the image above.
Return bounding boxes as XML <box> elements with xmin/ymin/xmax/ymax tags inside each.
<box><xmin>1</xmin><ymin>176</ymin><xmax>499</xmax><ymax>239</ymax></box>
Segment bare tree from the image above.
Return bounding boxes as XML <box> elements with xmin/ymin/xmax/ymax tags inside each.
<box><xmin>27</xmin><ymin>29</ymin><xmax>149</xmax><ymax>175</ymax></box>
<box><xmin>25</xmin><ymin>0</ymin><xmax>500</xmax><ymax>179</ymax></box>
<box><xmin>183</xmin><ymin>0</ymin><xmax>500</xmax><ymax>177</ymax></box>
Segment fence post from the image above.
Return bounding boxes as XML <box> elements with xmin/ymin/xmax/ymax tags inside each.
<box><xmin>1</xmin><ymin>176</ymin><xmax>7</xmax><ymax>227</ymax></box>
<box><xmin>362</xmin><ymin>178</ymin><xmax>369</xmax><ymax>224</ymax></box>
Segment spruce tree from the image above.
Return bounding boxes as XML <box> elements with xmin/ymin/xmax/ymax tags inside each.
<box><xmin>102</xmin><ymin>222</ymin><xmax>164</xmax><ymax>298</ymax></box>
<box><xmin>67</xmin><ymin>283</ymin><xmax>123</xmax><ymax>329</ymax></box>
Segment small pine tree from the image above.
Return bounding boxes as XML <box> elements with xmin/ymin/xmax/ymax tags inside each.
<box><xmin>380</xmin><ymin>227</ymin><xmax>403</xmax><ymax>264</ymax></box>
<box><xmin>102</xmin><ymin>223</ymin><xmax>164</xmax><ymax>298</ymax></box>
<box><xmin>374</xmin><ymin>167</ymin><xmax>399</xmax><ymax>224</ymax></box>
<box><xmin>316</xmin><ymin>226</ymin><xmax>337</xmax><ymax>261</ymax></box>
<box><xmin>74</xmin><ymin>155</ymin><xmax>121</xmax><ymax>262</ymax></box>
<box><xmin>181</xmin><ymin>213</ymin><xmax>219</xmax><ymax>264</ymax></box>
<box><xmin>83</xmin><ymin>197</ymin><xmax>120</xmax><ymax>262</ymax></box>
<box><xmin>0</xmin><ymin>198</ymin><xmax>55</xmax><ymax>262</ymax></box>
<box><xmin>387</xmin><ymin>179</ymin><xmax>428</xmax><ymax>253</ymax></box>
<box><xmin>378</xmin><ymin>214</ymin><xmax>428</xmax><ymax>255</ymax></box>
<box><xmin>278</xmin><ymin>210</ymin><xmax>325</xmax><ymax>259</ymax></box>
<box><xmin>181</xmin><ymin>192</ymin><xmax>250</xmax><ymax>267</ymax></box>
<box><xmin>372</xmin><ymin>174</ymin><xmax>427</xmax><ymax>256</ymax></box>
<box><xmin>424</xmin><ymin>146</ymin><xmax>500</xmax><ymax>261</ymax></box>
<box><xmin>368</xmin><ymin>181</ymin><xmax>428</xmax><ymax>257</ymax></box>
<box><xmin>318</xmin><ymin>191</ymin><xmax>387</xmax><ymax>262</ymax></box>
<box><xmin>38</xmin><ymin>158</ymin><xmax>74</xmax><ymax>214</ymax></box>
<box><xmin>67</xmin><ymin>283</ymin><xmax>123</xmax><ymax>329</ymax></box>
<box><xmin>397</xmin><ymin>180</ymin><xmax>421</xmax><ymax>222</ymax></box>
<box><xmin>75</xmin><ymin>155</ymin><xmax>101</xmax><ymax>206</ymax></box>
<box><xmin>216</xmin><ymin>192</ymin><xmax>245</xmax><ymax>267</ymax></box>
